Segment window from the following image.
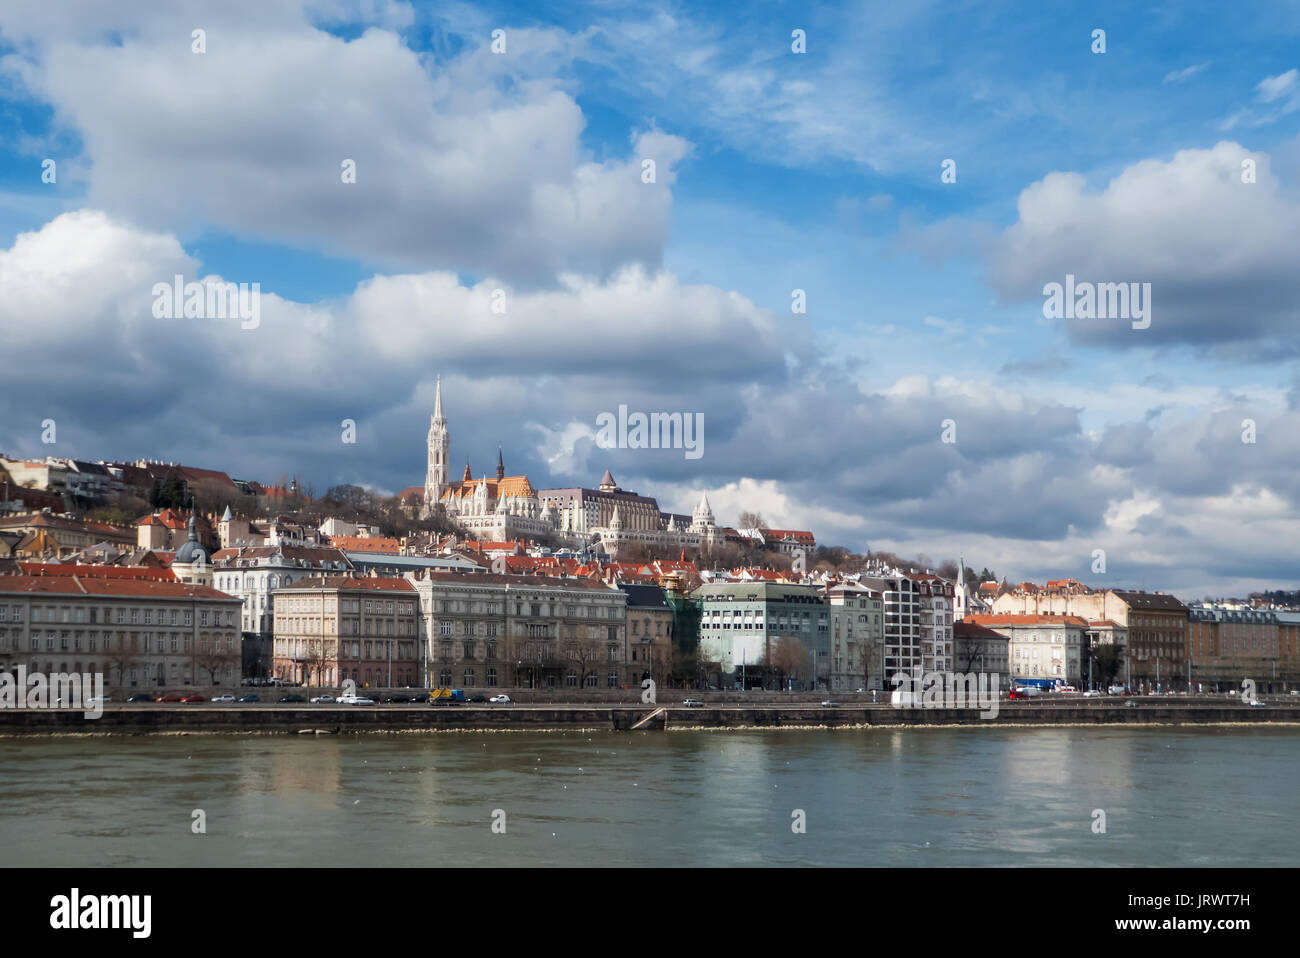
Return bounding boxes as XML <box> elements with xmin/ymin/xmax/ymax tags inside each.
<box><xmin>463</xmin><ymin>669</ymin><xmax>475</xmax><ymax>686</ymax></box>
<box><xmin>486</xmin><ymin>668</ymin><xmax>497</xmax><ymax>687</ymax></box>
<box><xmin>566</xmin><ymin>670</ymin><xmax>577</xmax><ymax>687</ymax></box>
<box><xmin>607</xmin><ymin>672</ymin><xmax>617</xmax><ymax>688</ymax></box>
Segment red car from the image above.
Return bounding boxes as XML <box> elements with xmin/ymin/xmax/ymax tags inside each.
<box><xmin>180</xmin><ymin>694</ymin><xmax>206</xmax><ymax>703</ymax></box>
<box><xmin>1008</xmin><ymin>689</ymin><xmax>1028</xmax><ymax>700</ymax></box>
<box><xmin>156</xmin><ymin>693</ymin><xmax>184</xmax><ymax>702</ymax></box>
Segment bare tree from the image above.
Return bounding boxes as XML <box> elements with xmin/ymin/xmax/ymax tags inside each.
<box><xmin>561</xmin><ymin>632</ymin><xmax>606</xmax><ymax>688</ymax></box>
<box><xmin>194</xmin><ymin>634</ymin><xmax>240</xmax><ymax>686</ymax></box>
<box><xmin>106</xmin><ymin>635</ymin><xmax>142</xmax><ymax>688</ymax></box>
<box><xmin>766</xmin><ymin>636</ymin><xmax>813</xmax><ymax>690</ymax></box>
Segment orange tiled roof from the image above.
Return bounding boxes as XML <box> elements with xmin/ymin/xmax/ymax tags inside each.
<box><xmin>329</xmin><ymin>536</ymin><xmax>401</xmax><ymax>553</ymax></box>
<box><xmin>441</xmin><ymin>476</ymin><xmax>536</xmax><ymax>500</ymax></box>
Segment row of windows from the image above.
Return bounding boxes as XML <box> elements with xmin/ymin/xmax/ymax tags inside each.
<box><xmin>3</xmin><ymin>605</ymin><xmax>227</xmax><ymax>627</ymax></box>
<box><xmin>0</xmin><ymin>631</ymin><xmax>231</xmax><ymax>654</ymax></box>
<box><xmin>279</xmin><ymin>617</ymin><xmax>415</xmax><ymax>636</ymax></box>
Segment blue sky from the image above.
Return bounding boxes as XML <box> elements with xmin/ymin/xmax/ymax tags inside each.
<box><xmin>2</xmin><ymin>0</ymin><xmax>1300</xmax><ymax>596</ymax></box>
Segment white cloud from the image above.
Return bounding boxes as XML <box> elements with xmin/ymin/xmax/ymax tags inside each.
<box><xmin>1162</xmin><ymin>63</ymin><xmax>1208</xmax><ymax>84</ymax></box>
<box><xmin>1256</xmin><ymin>68</ymin><xmax>1298</xmax><ymax>103</ymax></box>
<box><xmin>989</xmin><ymin>140</ymin><xmax>1300</xmax><ymax>351</ymax></box>
<box><xmin>0</xmin><ymin>3</ymin><xmax>688</xmax><ymax>285</ymax></box>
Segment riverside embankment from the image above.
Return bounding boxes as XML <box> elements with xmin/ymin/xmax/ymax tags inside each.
<box><xmin>2</xmin><ymin>697</ymin><xmax>1298</xmax><ymax>734</ymax></box>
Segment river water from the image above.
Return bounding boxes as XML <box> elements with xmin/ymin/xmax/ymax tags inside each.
<box><xmin>2</xmin><ymin>726</ymin><xmax>1296</xmax><ymax>866</ymax></box>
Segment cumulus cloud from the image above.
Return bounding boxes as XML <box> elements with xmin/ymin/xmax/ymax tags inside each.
<box><xmin>988</xmin><ymin>140</ymin><xmax>1300</xmax><ymax>353</ymax></box>
<box><xmin>4</xmin><ymin>210</ymin><xmax>1300</xmax><ymax>592</ymax></box>
<box><xmin>0</xmin><ymin>0</ymin><xmax>687</xmax><ymax>285</ymax></box>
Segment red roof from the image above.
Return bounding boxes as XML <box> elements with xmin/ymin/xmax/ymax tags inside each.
<box><xmin>18</xmin><ymin>562</ymin><xmax>177</xmax><ymax>582</ymax></box>
<box><xmin>0</xmin><ymin>575</ymin><xmax>236</xmax><ymax>600</ymax></box>
<box><xmin>765</xmin><ymin>529</ymin><xmax>815</xmax><ymax>543</ymax></box>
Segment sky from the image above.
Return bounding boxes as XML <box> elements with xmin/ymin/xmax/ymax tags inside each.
<box><xmin>2</xmin><ymin>0</ymin><xmax>1300</xmax><ymax>598</ymax></box>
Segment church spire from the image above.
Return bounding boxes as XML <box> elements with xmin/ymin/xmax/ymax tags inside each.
<box><xmin>496</xmin><ymin>443</ymin><xmax>505</xmax><ymax>481</ymax></box>
<box><xmin>423</xmin><ymin>373</ymin><xmax>450</xmax><ymax>519</ymax></box>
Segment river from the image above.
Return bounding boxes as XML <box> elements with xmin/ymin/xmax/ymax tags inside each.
<box><xmin>2</xmin><ymin>726</ymin><xmax>1295</xmax><ymax>866</ymax></box>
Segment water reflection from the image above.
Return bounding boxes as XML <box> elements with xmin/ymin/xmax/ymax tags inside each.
<box><xmin>0</xmin><ymin>727</ymin><xmax>1296</xmax><ymax>867</ymax></box>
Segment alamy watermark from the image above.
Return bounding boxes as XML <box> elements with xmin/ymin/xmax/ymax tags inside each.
<box><xmin>890</xmin><ymin>670</ymin><xmax>1000</xmax><ymax>719</ymax></box>
<box><xmin>595</xmin><ymin>405</ymin><xmax>703</xmax><ymax>460</ymax></box>
<box><xmin>152</xmin><ymin>274</ymin><xmax>260</xmax><ymax>329</ymax></box>
<box><xmin>1042</xmin><ymin>274</ymin><xmax>1150</xmax><ymax>330</ymax></box>
<box><xmin>0</xmin><ymin>667</ymin><xmax>104</xmax><ymax>719</ymax></box>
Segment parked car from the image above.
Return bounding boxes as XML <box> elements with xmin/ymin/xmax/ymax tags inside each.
<box><xmin>338</xmin><ymin>694</ymin><xmax>376</xmax><ymax>705</ymax></box>
<box><xmin>127</xmin><ymin>693</ymin><xmax>154</xmax><ymax>703</ymax></box>
<box><xmin>156</xmin><ymin>693</ymin><xmax>184</xmax><ymax>703</ymax></box>
<box><xmin>310</xmin><ymin>694</ymin><xmax>335</xmax><ymax>704</ymax></box>
<box><xmin>212</xmin><ymin>694</ymin><xmax>236</xmax><ymax>703</ymax></box>
<box><xmin>237</xmin><ymin>694</ymin><xmax>260</xmax><ymax>703</ymax></box>
<box><xmin>682</xmin><ymin>698</ymin><xmax>705</xmax><ymax>707</ymax></box>
<box><xmin>468</xmin><ymin>694</ymin><xmax>487</xmax><ymax>703</ymax></box>
<box><xmin>488</xmin><ymin>694</ymin><xmax>511</xmax><ymax>704</ymax></box>
<box><xmin>1109</xmin><ymin>684</ymin><xmax>1127</xmax><ymax>695</ymax></box>
<box><xmin>1056</xmin><ymin>686</ymin><xmax>1080</xmax><ymax>694</ymax></box>
<box><xmin>1248</xmin><ymin>699</ymin><xmax>1268</xmax><ymax>707</ymax></box>
<box><xmin>180</xmin><ymin>694</ymin><xmax>206</xmax><ymax>703</ymax></box>
<box><xmin>1008</xmin><ymin>689</ymin><xmax>1030</xmax><ymax>700</ymax></box>
<box><xmin>280</xmin><ymin>694</ymin><xmax>307</xmax><ymax>703</ymax></box>
<box><xmin>1082</xmin><ymin>690</ymin><xmax>1102</xmax><ymax>698</ymax></box>
<box><xmin>821</xmin><ymin>700</ymin><xmax>840</xmax><ymax>707</ymax></box>
<box><xmin>86</xmin><ymin>695</ymin><xmax>112</xmax><ymax>705</ymax></box>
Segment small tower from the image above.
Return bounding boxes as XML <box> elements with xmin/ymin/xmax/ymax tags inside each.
<box><xmin>496</xmin><ymin>444</ymin><xmax>505</xmax><ymax>481</ymax></box>
<box><xmin>173</xmin><ymin>513</ymin><xmax>213</xmax><ymax>587</ymax></box>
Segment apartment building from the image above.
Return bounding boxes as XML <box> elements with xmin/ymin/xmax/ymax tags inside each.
<box><xmin>991</xmin><ymin>585</ymin><xmax>1184</xmax><ymax>689</ymax></box>
<box><xmin>212</xmin><ymin>546</ymin><xmax>353</xmax><ymax>635</ymax></box>
<box><xmin>618</xmin><ymin>583</ymin><xmax>673</xmax><ymax>688</ymax></box>
<box><xmin>860</xmin><ymin>569</ymin><xmax>954</xmax><ymax>682</ymax></box>
<box><xmin>693</xmin><ymin>581</ymin><xmax>829</xmax><ymax>689</ymax></box>
<box><xmin>952</xmin><ymin>620</ymin><xmax>1010</xmax><ymax>689</ymax></box>
<box><xmin>1187</xmin><ymin>604</ymin><xmax>1300</xmax><ymax>692</ymax></box>
<box><xmin>406</xmin><ymin>570</ymin><xmax>628</xmax><ymax>691</ymax></box>
<box><xmin>968</xmin><ymin>613</ymin><xmax>1084</xmax><ymax>687</ymax></box>
<box><xmin>271</xmin><ymin>577</ymin><xmax>421</xmax><ymax>687</ymax></box>
<box><xmin>0</xmin><ymin>571</ymin><xmax>242</xmax><ymax>688</ymax></box>
<box><xmin>826</xmin><ymin>583</ymin><xmax>884</xmax><ymax>691</ymax></box>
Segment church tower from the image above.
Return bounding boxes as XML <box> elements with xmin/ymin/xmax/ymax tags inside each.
<box><xmin>424</xmin><ymin>376</ymin><xmax>449</xmax><ymax>517</ymax></box>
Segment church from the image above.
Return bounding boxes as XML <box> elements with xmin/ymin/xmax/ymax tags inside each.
<box><xmin>418</xmin><ymin>377</ymin><xmax>553</xmax><ymax>541</ymax></box>
<box><xmin>413</xmin><ymin>376</ymin><xmax>724</xmax><ymax>555</ymax></box>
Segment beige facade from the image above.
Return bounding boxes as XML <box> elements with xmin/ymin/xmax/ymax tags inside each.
<box><xmin>991</xmin><ymin>587</ymin><xmax>1185</xmax><ymax>688</ymax></box>
<box><xmin>969</xmin><ymin>614</ymin><xmax>1085</xmax><ymax>686</ymax></box>
<box><xmin>272</xmin><ymin>578</ymin><xmax>421</xmax><ymax>688</ymax></box>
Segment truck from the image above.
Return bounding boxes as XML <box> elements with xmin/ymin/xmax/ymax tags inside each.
<box><xmin>429</xmin><ymin>688</ymin><xmax>466</xmax><ymax>706</ymax></box>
